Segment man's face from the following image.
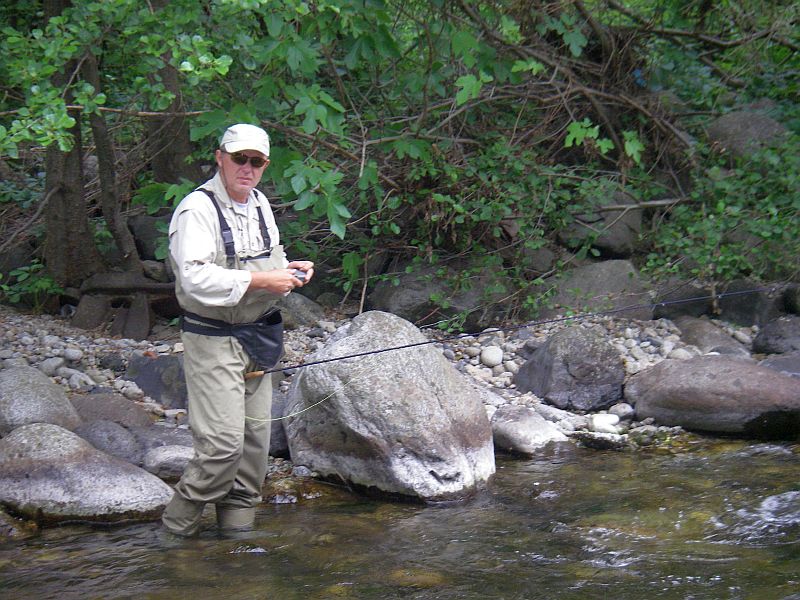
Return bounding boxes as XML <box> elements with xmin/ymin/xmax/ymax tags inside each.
<box><xmin>215</xmin><ymin>149</ymin><xmax>269</xmax><ymax>202</ymax></box>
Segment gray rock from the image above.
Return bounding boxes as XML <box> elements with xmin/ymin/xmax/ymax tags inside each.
<box><xmin>588</xmin><ymin>413</ymin><xmax>620</xmax><ymax>434</ymax></box>
<box><xmin>752</xmin><ymin>316</ymin><xmax>800</xmax><ymax>355</ymax></box>
<box><xmin>63</xmin><ymin>348</ymin><xmax>84</xmax><ymax>362</ymax></box>
<box><xmin>674</xmin><ymin>316</ymin><xmax>750</xmax><ymax>356</ymax></box>
<box><xmin>539</xmin><ymin>260</ymin><xmax>653</xmax><ymax>321</ymax></box>
<box><xmin>514</xmin><ymin>325</ymin><xmax>625</xmax><ymax>411</ymax></box>
<box><xmin>0</xmin><ymin>423</ymin><xmax>173</xmax><ymax>524</ymax></box>
<box><xmin>367</xmin><ymin>259</ymin><xmax>506</xmax><ymax>331</ymax></box>
<box><xmin>760</xmin><ymin>351</ymin><xmax>800</xmax><ymax>379</ymax></box>
<box><xmin>277</xmin><ymin>292</ymin><xmax>327</xmax><ymax>329</ymax></box>
<box><xmin>557</xmin><ymin>192</ymin><xmax>642</xmax><ymax>258</ymax></box>
<box><xmin>142</xmin><ymin>444</ymin><xmax>193</xmax><ymax>480</ymax></box>
<box><xmin>125</xmin><ymin>353</ymin><xmax>187</xmax><ymax>409</ymax></box>
<box><xmin>74</xmin><ymin>420</ymin><xmax>143</xmax><ymax>464</ymax></box>
<box><xmin>491</xmin><ymin>405</ymin><xmax>568</xmax><ymax>455</ymax></box>
<box><xmin>706</xmin><ymin>110</ymin><xmax>788</xmax><ymax>159</ymax></box>
<box><xmin>39</xmin><ymin>357</ymin><xmax>66</xmax><ymax>377</ymax></box>
<box><xmin>626</xmin><ymin>355</ymin><xmax>800</xmax><ymax>438</ymax></box>
<box><xmin>128</xmin><ymin>425</ymin><xmax>193</xmax><ymax>454</ymax></box>
<box><xmin>609</xmin><ymin>402</ymin><xmax>636</xmax><ymax>421</ymax></box>
<box><xmin>285</xmin><ymin>311</ymin><xmax>495</xmax><ymax>501</ymax></box>
<box><xmin>69</xmin><ymin>392</ymin><xmax>154</xmax><ymax>428</ymax></box>
<box><xmin>0</xmin><ymin>366</ymin><xmax>83</xmax><ymax>435</ymax></box>
<box><xmin>715</xmin><ymin>280</ymin><xmax>785</xmax><ymax>327</ymax></box>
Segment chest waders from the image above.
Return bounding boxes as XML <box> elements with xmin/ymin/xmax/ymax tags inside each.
<box><xmin>162</xmin><ymin>188</ymin><xmax>283</xmax><ymax>536</ymax></box>
<box><xmin>180</xmin><ymin>188</ymin><xmax>285</xmax><ymax>371</ymax></box>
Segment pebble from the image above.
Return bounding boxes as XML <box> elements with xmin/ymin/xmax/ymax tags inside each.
<box><xmin>480</xmin><ymin>346</ymin><xmax>504</xmax><ymax>368</ymax></box>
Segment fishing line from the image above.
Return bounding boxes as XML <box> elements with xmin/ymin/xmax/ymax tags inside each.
<box><xmin>245</xmin><ymin>285</ymin><xmax>781</xmax><ymax>422</ymax></box>
<box><xmin>256</xmin><ymin>285</ymin><xmax>780</xmax><ymax>377</ymax></box>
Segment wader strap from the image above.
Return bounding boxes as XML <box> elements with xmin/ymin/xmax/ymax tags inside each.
<box><xmin>197</xmin><ymin>188</ymin><xmax>272</xmax><ymax>266</ymax></box>
<box><xmin>180</xmin><ymin>310</ymin><xmax>235</xmax><ymax>336</ymax></box>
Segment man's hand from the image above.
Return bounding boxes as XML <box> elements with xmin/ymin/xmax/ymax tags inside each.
<box><xmin>248</xmin><ymin>261</ymin><xmax>315</xmax><ymax>294</ymax></box>
<box><xmin>287</xmin><ymin>260</ymin><xmax>314</xmax><ymax>285</ymax></box>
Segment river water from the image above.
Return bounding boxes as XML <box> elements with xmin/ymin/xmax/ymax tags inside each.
<box><xmin>2</xmin><ymin>436</ymin><xmax>798</xmax><ymax>599</ymax></box>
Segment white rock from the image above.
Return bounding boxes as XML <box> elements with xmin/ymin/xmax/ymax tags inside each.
<box><xmin>588</xmin><ymin>413</ymin><xmax>620</xmax><ymax>434</ymax></box>
<box><xmin>480</xmin><ymin>346</ymin><xmax>504</xmax><ymax>368</ymax></box>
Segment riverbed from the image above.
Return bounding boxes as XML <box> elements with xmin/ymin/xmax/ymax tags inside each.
<box><xmin>2</xmin><ymin>436</ymin><xmax>798</xmax><ymax>599</ymax></box>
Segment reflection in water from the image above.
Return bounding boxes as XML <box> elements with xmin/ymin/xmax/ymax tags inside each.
<box><xmin>1</xmin><ymin>437</ymin><xmax>799</xmax><ymax>599</ymax></box>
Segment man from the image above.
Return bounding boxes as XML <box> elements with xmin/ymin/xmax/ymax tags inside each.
<box><xmin>161</xmin><ymin>123</ymin><xmax>313</xmax><ymax>536</ymax></box>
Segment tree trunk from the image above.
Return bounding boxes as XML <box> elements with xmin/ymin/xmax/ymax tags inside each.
<box><xmin>42</xmin><ymin>0</ymin><xmax>104</xmax><ymax>288</ymax></box>
<box><xmin>145</xmin><ymin>63</ymin><xmax>204</xmax><ymax>186</ymax></box>
<box><xmin>43</xmin><ymin>106</ymin><xmax>105</xmax><ymax>288</ymax></box>
<box><xmin>145</xmin><ymin>0</ymin><xmax>204</xmax><ymax>186</ymax></box>
<box><xmin>82</xmin><ymin>54</ymin><xmax>144</xmax><ymax>274</ymax></box>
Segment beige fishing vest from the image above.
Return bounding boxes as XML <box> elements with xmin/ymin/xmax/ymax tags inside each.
<box><xmin>173</xmin><ymin>190</ymin><xmax>287</xmax><ymax>324</ymax></box>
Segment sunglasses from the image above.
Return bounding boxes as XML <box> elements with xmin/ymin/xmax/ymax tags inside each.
<box><xmin>226</xmin><ymin>152</ymin><xmax>269</xmax><ymax>168</ymax></box>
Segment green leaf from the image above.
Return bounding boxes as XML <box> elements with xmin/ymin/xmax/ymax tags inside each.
<box><xmin>455</xmin><ymin>74</ymin><xmax>481</xmax><ymax>106</ymax></box>
<box><xmin>563</xmin><ymin>29</ymin><xmax>587</xmax><ymax>57</ymax></box>
<box><xmin>451</xmin><ymin>30</ymin><xmax>478</xmax><ymax>68</ymax></box>
<box><xmin>294</xmin><ymin>190</ymin><xmax>316</xmax><ymax>211</ymax></box>
<box><xmin>511</xmin><ymin>59</ymin><xmax>545</xmax><ymax>75</ymax></box>
<box><xmin>596</xmin><ymin>138</ymin><xmax>615</xmax><ymax>155</ymax></box>
<box><xmin>291</xmin><ymin>173</ymin><xmax>307</xmax><ymax>194</ymax></box>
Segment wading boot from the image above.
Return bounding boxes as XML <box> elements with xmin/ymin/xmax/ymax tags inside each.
<box><xmin>161</xmin><ymin>494</ymin><xmax>206</xmax><ymax>537</ymax></box>
<box><xmin>216</xmin><ymin>506</ymin><xmax>256</xmax><ymax>532</ymax></box>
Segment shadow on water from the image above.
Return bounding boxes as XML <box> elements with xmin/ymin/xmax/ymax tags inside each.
<box><xmin>1</xmin><ymin>437</ymin><xmax>799</xmax><ymax>600</ymax></box>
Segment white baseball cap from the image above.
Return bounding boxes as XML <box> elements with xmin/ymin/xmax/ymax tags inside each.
<box><xmin>219</xmin><ymin>123</ymin><xmax>270</xmax><ymax>156</ymax></box>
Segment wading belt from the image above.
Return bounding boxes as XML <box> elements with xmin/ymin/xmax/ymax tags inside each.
<box><xmin>197</xmin><ymin>188</ymin><xmax>272</xmax><ymax>266</ymax></box>
<box><xmin>181</xmin><ymin>309</ymin><xmax>284</xmax><ymax>370</ymax></box>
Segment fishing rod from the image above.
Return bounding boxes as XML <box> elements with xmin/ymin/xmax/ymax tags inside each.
<box><xmin>244</xmin><ymin>285</ymin><xmax>782</xmax><ymax>381</ymax></box>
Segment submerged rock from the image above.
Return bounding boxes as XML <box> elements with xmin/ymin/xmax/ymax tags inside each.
<box><xmin>285</xmin><ymin>311</ymin><xmax>495</xmax><ymax>501</ymax></box>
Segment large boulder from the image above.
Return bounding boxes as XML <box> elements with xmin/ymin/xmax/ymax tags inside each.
<box><xmin>715</xmin><ymin>280</ymin><xmax>786</xmax><ymax>327</ymax></box>
<box><xmin>0</xmin><ymin>366</ymin><xmax>82</xmax><ymax>435</ymax></box>
<box><xmin>541</xmin><ymin>260</ymin><xmax>653</xmax><ymax>320</ymax></box>
<box><xmin>673</xmin><ymin>316</ymin><xmax>750</xmax><ymax>356</ymax></box>
<box><xmin>284</xmin><ymin>311</ymin><xmax>495</xmax><ymax>501</ymax></box>
<box><xmin>514</xmin><ymin>325</ymin><xmax>625</xmax><ymax>412</ymax></box>
<box><xmin>753</xmin><ymin>316</ymin><xmax>800</xmax><ymax>355</ymax></box>
<box><xmin>652</xmin><ymin>280</ymin><xmax>713</xmax><ymax>320</ymax></box>
<box><xmin>626</xmin><ymin>355</ymin><xmax>800</xmax><ymax>438</ymax></box>
<box><xmin>0</xmin><ymin>423</ymin><xmax>173</xmax><ymax>524</ymax></box>
<box><xmin>706</xmin><ymin>109</ymin><xmax>788</xmax><ymax>160</ymax></box>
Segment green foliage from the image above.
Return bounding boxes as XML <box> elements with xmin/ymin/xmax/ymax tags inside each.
<box><xmin>1</xmin><ymin>0</ymin><xmax>797</xmax><ymax>323</ymax></box>
<box><xmin>0</xmin><ymin>260</ymin><xmax>64</xmax><ymax>313</ymax></box>
<box><xmin>645</xmin><ymin>137</ymin><xmax>800</xmax><ymax>284</ymax></box>
<box><xmin>132</xmin><ymin>180</ymin><xmax>195</xmax><ymax>216</ymax></box>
